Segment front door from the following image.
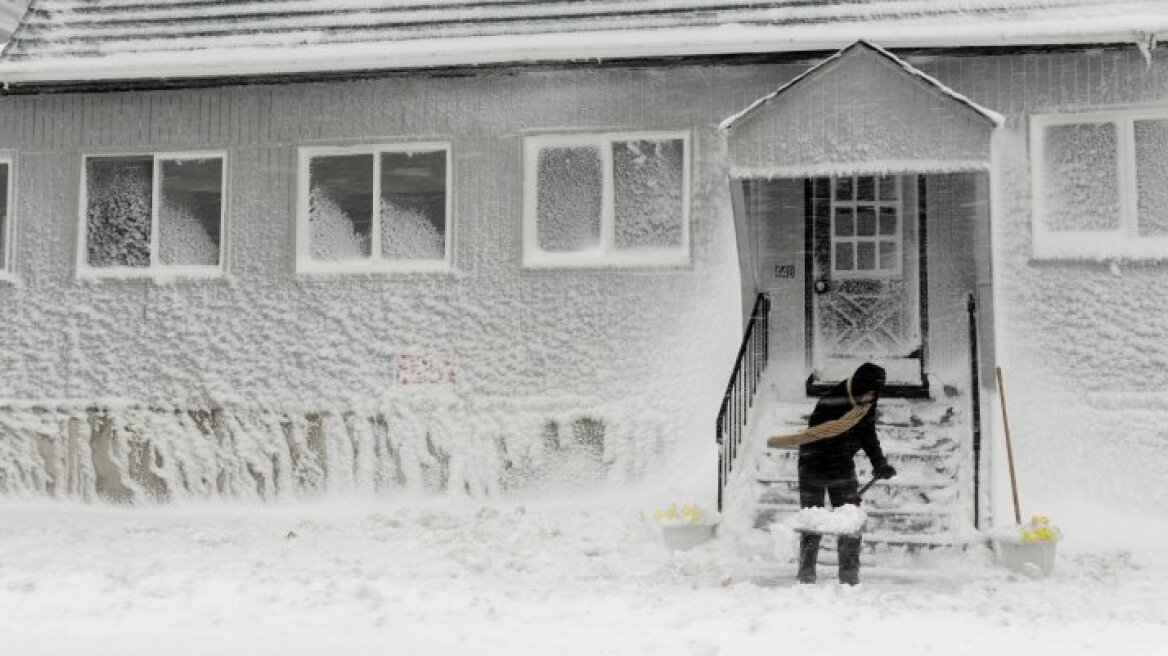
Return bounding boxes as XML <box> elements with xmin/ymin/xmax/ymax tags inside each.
<box><xmin>807</xmin><ymin>174</ymin><xmax>924</xmax><ymax>391</ymax></box>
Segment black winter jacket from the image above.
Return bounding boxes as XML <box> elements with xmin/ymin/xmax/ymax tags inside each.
<box><xmin>799</xmin><ymin>380</ymin><xmax>888</xmax><ymax>479</ymax></box>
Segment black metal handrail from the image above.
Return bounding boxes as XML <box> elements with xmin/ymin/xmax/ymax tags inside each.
<box><xmin>716</xmin><ymin>292</ymin><xmax>771</xmax><ymax>512</ymax></box>
<box><xmin>968</xmin><ymin>293</ymin><xmax>984</xmax><ymax>529</ymax></box>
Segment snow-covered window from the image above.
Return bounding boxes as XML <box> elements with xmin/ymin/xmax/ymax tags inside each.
<box><xmin>524</xmin><ymin>133</ymin><xmax>689</xmax><ymax>267</ymax></box>
<box><xmin>80</xmin><ymin>153</ymin><xmax>225</xmax><ymax>277</ymax></box>
<box><xmin>0</xmin><ymin>158</ymin><xmax>12</xmax><ymax>280</ymax></box>
<box><xmin>1032</xmin><ymin>111</ymin><xmax>1168</xmax><ymax>259</ymax></box>
<box><xmin>831</xmin><ymin>175</ymin><xmax>901</xmax><ymax>277</ymax></box>
<box><xmin>297</xmin><ymin>143</ymin><xmax>450</xmax><ymax>273</ymax></box>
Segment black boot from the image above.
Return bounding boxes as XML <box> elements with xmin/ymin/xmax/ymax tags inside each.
<box><xmin>797</xmin><ymin>533</ymin><xmax>821</xmax><ymax>584</ymax></box>
<box><xmin>838</xmin><ymin>535</ymin><xmax>862</xmax><ymax>585</ymax></box>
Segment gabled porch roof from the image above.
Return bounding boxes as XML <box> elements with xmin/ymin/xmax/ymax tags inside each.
<box><xmin>720</xmin><ymin>40</ymin><xmax>1004</xmax><ymax>132</ymax></box>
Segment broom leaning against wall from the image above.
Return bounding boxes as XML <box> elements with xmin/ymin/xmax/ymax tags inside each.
<box><xmin>766</xmin><ymin>363</ymin><xmax>898</xmax><ymax>585</ymax></box>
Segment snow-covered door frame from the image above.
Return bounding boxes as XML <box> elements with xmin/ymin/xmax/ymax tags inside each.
<box><xmin>522</xmin><ymin>131</ymin><xmax>691</xmax><ymax>268</ymax></box>
<box><xmin>76</xmin><ymin>150</ymin><xmax>228</xmax><ymax>280</ymax></box>
<box><xmin>295</xmin><ymin>142</ymin><xmax>453</xmax><ymax>275</ymax></box>
<box><xmin>0</xmin><ymin>153</ymin><xmax>13</xmax><ymax>283</ymax></box>
<box><xmin>1030</xmin><ymin>108</ymin><xmax>1168</xmax><ymax>260</ymax></box>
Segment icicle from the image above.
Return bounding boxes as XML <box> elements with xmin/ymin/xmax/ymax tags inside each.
<box><xmin>1136</xmin><ymin>32</ymin><xmax>1157</xmax><ymax>69</ymax></box>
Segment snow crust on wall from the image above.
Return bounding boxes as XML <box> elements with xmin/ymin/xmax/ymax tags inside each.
<box><xmin>0</xmin><ymin>65</ymin><xmax>768</xmax><ymax>503</ymax></box>
<box><xmin>914</xmin><ymin>49</ymin><xmax>1168</xmax><ymax>519</ymax></box>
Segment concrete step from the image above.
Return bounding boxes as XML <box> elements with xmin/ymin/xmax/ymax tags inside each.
<box><xmin>755</xmin><ymin>478</ymin><xmax>959</xmax><ymax>510</ymax></box>
<box><xmin>758</xmin><ymin>450</ymin><xmax>959</xmax><ymax>479</ymax></box>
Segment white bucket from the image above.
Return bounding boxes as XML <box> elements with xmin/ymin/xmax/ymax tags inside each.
<box><xmin>995</xmin><ymin>540</ymin><xmax>1058</xmax><ymax>578</ymax></box>
<box><xmin>661</xmin><ymin>522</ymin><xmax>718</xmax><ymax>551</ymax></box>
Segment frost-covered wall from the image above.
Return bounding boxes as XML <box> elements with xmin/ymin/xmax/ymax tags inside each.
<box><xmin>913</xmin><ymin>47</ymin><xmax>1168</xmax><ymax>517</ymax></box>
<box><xmin>0</xmin><ymin>63</ymin><xmax>825</xmax><ymax>501</ymax></box>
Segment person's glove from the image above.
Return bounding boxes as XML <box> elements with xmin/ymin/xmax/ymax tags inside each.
<box><xmin>873</xmin><ymin>463</ymin><xmax>897</xmax><ymax>480</ymax></box>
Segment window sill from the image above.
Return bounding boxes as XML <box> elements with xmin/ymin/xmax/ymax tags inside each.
<box><xmin>1032</xmin><ymin>232</ymin><xmax>1168</xmax><ymax>262</ymax></box>
<box><xmin>75</xmin><ymin>266</ymin><xmax>230</xmax><ymax>284</ymax></box>
<box><xmin>294</xmin><ymin>260</ymin><xmax>454</xmax><ymax>277</ymax></box>
<box><xmin>522</xmin><ymin>250</ymin><xmax>691</xmax><ymax>269</ymax></box>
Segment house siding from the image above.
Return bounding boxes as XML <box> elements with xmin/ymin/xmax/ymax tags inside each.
<box><xmin>0</xmin><ymin>45</ymin><xmax>1166</xmax><ymax>509</ymax></box>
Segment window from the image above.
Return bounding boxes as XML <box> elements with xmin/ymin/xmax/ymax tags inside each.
<box><xmin>79</xmin><ymin>153</ymin><xmax>225</xmax><ymax>277</ymax></box>
<box><xmin>831</xmin><ymin>175</ymin><xmax>902</xmax><ymax>277</ymax></box>
<box><xmin>297</xmin><ymin>143</ymin><xmax>451</xmax><ymax>273</ymax></box>
<box><xmin>0</xmin><ymin>157</ymin><xmax>12</xmax><ymax>280</ymax></box>
<box><xmin>524</xmin><ymin>133</ymin><xmax>689</xmax><ymax>267</ymax></box>
<box><xmin>1031</xmin><ymin>110</ymin><xmax>1168</xmax><ymax>259</ymax></box>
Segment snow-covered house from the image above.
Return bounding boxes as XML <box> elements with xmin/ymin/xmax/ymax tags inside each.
<box><xmin>0</xmin><ymin>1</ymin><xmax>1165</xmax><ymax>534</ymax></box>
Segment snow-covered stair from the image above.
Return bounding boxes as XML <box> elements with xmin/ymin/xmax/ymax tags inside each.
<box><xmin>750</xmin><ymin>396</ymin><xmax>969</xmax><ymax>555</ymax></box>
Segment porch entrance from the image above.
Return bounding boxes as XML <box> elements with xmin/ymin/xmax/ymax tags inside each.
<box><xmin>807</xmin><ymin>174</ymin><xmax>925</xmax><ymax>394</ymax></box>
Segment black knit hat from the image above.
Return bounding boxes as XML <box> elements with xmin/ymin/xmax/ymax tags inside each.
<box><xmin>851</xmin><ymin>362</ymin><xmax>887</xmax><ymax>398</ymax></box>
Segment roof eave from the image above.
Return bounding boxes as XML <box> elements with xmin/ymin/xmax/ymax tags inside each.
<box><xmin>0</xmin><ymin>25</ymin><xmax>1164</xmax><ymax>89</ymax></box>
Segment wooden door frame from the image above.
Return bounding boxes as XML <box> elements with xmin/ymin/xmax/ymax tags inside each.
<box><xmin>803</xmin><ymin>175</ymin><xmax>930</xmax><ymax>398</ymax></box>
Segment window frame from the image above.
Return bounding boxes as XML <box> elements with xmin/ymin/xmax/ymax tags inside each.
<box><xmin>76</xmin><ymin>150</ymin><xmax>228</xmax><ymax>279</ymax></box>
<box><xmin>0</xmin><ymin>154</ymin><xmax>15</xmax><ymax>283</ymax></box>
<box><xmin>829</xmin><ymin>175</ymin><xmax>904</xmax><ymax>279</ymax></box>
<box><xmin>1031</xmin><ymin>109</ymin><xmax>1168</xmax><ymax>259</ymax></box>
<box><xmin>522</xmin><ymin>131</ymin><xmax>691</xmax><ymax>268</ymax></box>
<box><xmin>296</xmin><ymin>141</ymin><xmax>453</xmax><ymax>275</ymax></box>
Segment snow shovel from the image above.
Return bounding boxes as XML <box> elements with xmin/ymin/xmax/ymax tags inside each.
<box><xmin>787</xmin><ymin>474</ymin><xmax>881</xmax><ymax>538</ymax></box>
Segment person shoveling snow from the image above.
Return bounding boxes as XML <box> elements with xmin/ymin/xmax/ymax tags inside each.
<box><xmin>766</xmin><ymin>362</ymin><xmax>897</xmax><ymax>585</ymax></box>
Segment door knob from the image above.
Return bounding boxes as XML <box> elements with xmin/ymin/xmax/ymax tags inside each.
<box><xmin>814</xmin><ymin>279</ymin><xmax>830</xmax><ymax>294</ymax></box>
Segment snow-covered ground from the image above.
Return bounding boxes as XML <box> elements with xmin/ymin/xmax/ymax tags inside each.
<box><xmin>1</xmin><ymin>495</ymin><xmax>1165</xmax><ymax>655</ymax></box>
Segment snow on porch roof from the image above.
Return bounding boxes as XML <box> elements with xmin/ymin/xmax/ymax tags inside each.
<box><xmin>0</xmin><ymin>0</ymin><xmax>1166</xmax><ymax>88</ymax></box>
<box><xmin>719</xmin><ymin>40</ymin><xmax>1005</xmax><ymax>131</ymax></box>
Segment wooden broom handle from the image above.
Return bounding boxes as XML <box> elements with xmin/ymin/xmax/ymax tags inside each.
<box><xmin>995</xmin><ymin>366</ymin><xmax>1022</xmax><ymax>524</ymax></box>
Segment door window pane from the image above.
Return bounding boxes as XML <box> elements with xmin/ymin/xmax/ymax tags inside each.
<box><xmin>308</xmin><ymin>154</ymin><xmax>374</xmax><ymax>262</ymax></box>
<box><xmin>159</xmin><ymin>158</ymin><xmax>222</xmax><ymax>266</ymax></box>
<box><xmin>380</xmin><ymin>150</ymin><xmax>447</xmax><ymax>260</ymax></box>
<box><xmin>834</xmin><ymin>177</ymin><xmax>853</xmax><ymax>201</ymax></box>
<box><xmin>835</xmin><ymin>207</ymin><xmax>854</xmax><ymax>236</ymax></box>
<box><xmin>1042</xmin><ymin>122</ymin><xmax>1120</xmax><ymax>231</ymax></box>
<box><xmin>86</xmin><ymin>156</ymin><xmax>153</xmax><ymax>267</ymax></box>
<box><xmin>856</xmin><ymin>242</ymin><xmax>876</xmax><ymax>270</ymax></box>
<box><xmin>536</xmin><ymin>146</ymin><xmax>602</xmax><ymax>252</ymax></box>
<box><xmin>878</xmin><ymin>175</ymin><xmax>898</xmax><ymax>200</ymax></box>
<box><xmin>834</xmin><ymin>242</ymin><xmax>854</xmax><ymax>271</ymax></box>
<box><xmin>879</xmin><ymin>207</ymin><xmax>897</xmax><ymax>235</ymax></box>
<box><xmin>613</xmin><ymin>139</ymin><xmax>684</xmax><ymax>249</ymax></box>
<box><xmin>879</xmin><ymin>241</ymin><xmax>897</xmax><ymax>270</ymax></box>
<box><xmin>856</xmin><ymin>207</ymin><xmax>877</xmax><ymax>236</ymax></box>
<box><xmin>856</xmin><ymin>176</ymin><xmax>876</xmax><ymax>201</ymax></box>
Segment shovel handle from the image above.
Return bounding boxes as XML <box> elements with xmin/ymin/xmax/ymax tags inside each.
<box><xmin>857</xmin><ymin>476</ymin><xmax>880</xmax><ymax>497</ymax></box>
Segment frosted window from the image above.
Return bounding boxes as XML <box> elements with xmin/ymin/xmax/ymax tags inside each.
<box><xmin>0</xmin><ymin>163</ymin><xmax>7</xmax><ymax>270</ymax></box>
<box><xmin>309</xmin><ymin>154</ymin><xmax>373</xmax><ymax>261</ymax></box>
<box><xmin>536</xmin><ymin>146</ymin><xmax>602</xmax><ymax>252</ymax></box>
<box><xmin>159</xmin><ymin>159</ymin><xmax>221</xmax><ymax>266</ymax></box>
<box><xmin>1135</xmin><ymin>119</ymin><xmax>1168</xmax><ymax>237</ymax></box>
<box><xmin>1042</xmin><ymin>122</ymin><xmax>1120</xmax><ymax>231</ymax></box>
<box><xmin>380</xmin><ymin>150</ymin><xmax>446</xmax><ymax>260</ymax></box>
<box><xmin>613</xmin><ymin>139</ymin><xmax>684</xmax><ymax>249</ymax></box>
<box><xmin>86</xmin><ymin>157</ymin><xmax>153</xmax><ymax>267</ymax></box>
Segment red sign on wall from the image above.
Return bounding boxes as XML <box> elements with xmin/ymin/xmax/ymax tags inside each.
<box><xmin>395</xmin><ymin>355</ymin><xmax>459</xmax><ymax>386</ymax></box>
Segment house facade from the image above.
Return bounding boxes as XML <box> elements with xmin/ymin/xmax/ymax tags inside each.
<box><xmin>0</xmin><ymin>1</ymin><xmax>1165</xmax><ymax>522</ymax></box>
